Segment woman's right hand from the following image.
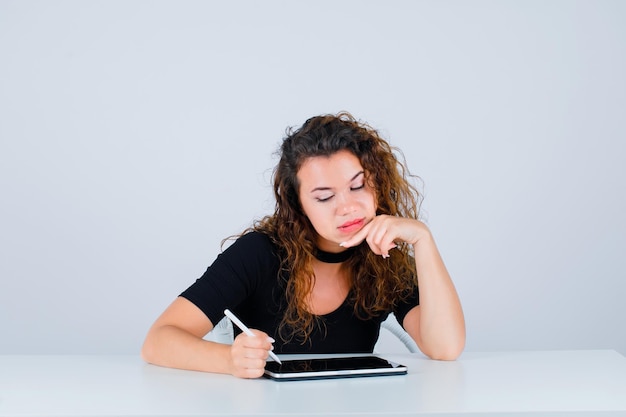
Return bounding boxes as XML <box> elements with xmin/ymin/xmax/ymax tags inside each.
<box><xmin>141</xmin><ymin>298</ymin><xmax>275</xmax><ymax>377</ymax></box>
<box><xmin>229</xmin><ymin>330</ymin><xmax>275</xmax><ymax>378</ymax></box>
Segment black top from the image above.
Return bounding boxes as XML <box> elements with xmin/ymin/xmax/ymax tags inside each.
<box><xmin>180</xmin><ymin>231</ymin><xmax>419</xmax><ymax>353</ymax></box>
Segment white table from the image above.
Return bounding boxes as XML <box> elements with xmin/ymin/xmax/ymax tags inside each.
<box><xmin>1</xmin><ymin>350</ymin><xmax>625</xmax><ymax>416</ymax></box>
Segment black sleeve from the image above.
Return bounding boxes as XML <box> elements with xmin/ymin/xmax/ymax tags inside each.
<box><xmin>392</xmin><ymin>285</ymin><xmax>420</xmax><ymax>329</ymax></box>
<box><xmin>179</xmin><ymin>231</ymin><xmax>278</xmax><ymax>326</ymax></box>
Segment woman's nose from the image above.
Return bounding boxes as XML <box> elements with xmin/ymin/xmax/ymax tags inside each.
<box><xmin>336</xmin><ymin>192</ymin><xmax>357</xmax><ymax>215</ymax></box>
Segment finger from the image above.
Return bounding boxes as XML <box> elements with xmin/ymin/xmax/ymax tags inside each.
<box><xmin>232</xmin><ymin>331</ymin><xmax>275</xmax><ymax>374</ymax></box>
<box><xmin>231</xmin><ymin>356</ymin><xmax>268</xmax><ymax>379</ymax></box>
<box><xmin>380</xmin><ymin>241</ymin><xmax>398</xmax><ymax>258</ymax></box>
<box><xmin>366</xmin><ymin>223</ymin><xmax>388</xmax><ymax>254</ymax></box>
<box><xmin>250</xmin><ymin>329</ymin><xmax>275</xmax><ymax>345</ymax></box>
<box><xmin>241</xmin><ymin>368</ymin><xmax>265</xmax><ymax>379</ymax></box>
<box><xmin>374</xmin><ymin>231</ymin><xmax>398</xmax><ymax>258</ymax></box>
<box><xmin>229</xmin><ymin>341</ymin><xmax>270</xmax><ymax>379</ymax></box>
<box><xmin>366</xmin><ymin>236</ymin><xmax>395</xmax><ymax>258</ymax></box>
<box><xmin>363</xmin><ymin>223</ymin><xmax>398</xmax><ymax>258</ymax></box>
<box><xmin>235</xmin><ymin>330</ymin><xmax>274</xmax><ymax>349</ymax></box>
<box><xmin>240</xmin><ymin>346</ymin><xmax>267</xmax><ymax>361</ymax></box>
<box><xmin>236</xmin><ymin>365</ymin><xmax>266</xmax><ymax>379</ymax></box>
<box><xmin>339</xmin><ymin>221</ymin><xmax>373</xmax><ymax>248</ymax></box>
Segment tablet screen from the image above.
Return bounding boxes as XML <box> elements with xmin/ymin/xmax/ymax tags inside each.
<box><xmin>263</xmin><ymin>356</ymin><xmax>407</xmax><ymax>381</ymax></box>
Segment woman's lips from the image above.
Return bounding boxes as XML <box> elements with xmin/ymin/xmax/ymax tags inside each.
<box><xmin>338</xmin><ymin>218</ymin><xmax>365</xmax><ymax>233</ymax></box>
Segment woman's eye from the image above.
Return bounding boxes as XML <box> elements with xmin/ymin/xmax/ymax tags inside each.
<box><xmin>316</xmin><ymin>195</ymin><xmax>333</xmax><ymax>202</ymax></box>
<box><xmin>350</xmin><ymin>184</ymin><xmax>365</xmax><ymax>191</ymax></box>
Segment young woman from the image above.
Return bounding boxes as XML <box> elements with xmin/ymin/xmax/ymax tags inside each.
<box><xmin>141</xmin><ymin>112</ymin><xmax>465</xmax><ymax>378</ymax></box>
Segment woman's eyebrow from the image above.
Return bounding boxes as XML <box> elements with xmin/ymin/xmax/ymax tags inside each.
<box><xmin>310</xmin><ymin>171</ymin><xmax>364</xmax><ymax>193</ymax></box>
<box><xmin>351</xmin><ymin>171</ymin><xmax>365</xmax><ymax>181</ymax></box>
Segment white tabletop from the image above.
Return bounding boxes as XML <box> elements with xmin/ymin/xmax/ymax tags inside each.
<box><xmin>1</xmin><ymin>350</ymin><xmax>625</xmax><ymax>416</ymax></box>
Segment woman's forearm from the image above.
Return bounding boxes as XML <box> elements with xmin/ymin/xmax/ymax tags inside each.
<box><xmin>141</xmin><ymin>324</ymin><xmax>232</xmax><ymax>374</ymax></box>
<box><xmin>411</xmin><ymin>233</ymin><xmax>465</xmax><ymax>360</ymax></box>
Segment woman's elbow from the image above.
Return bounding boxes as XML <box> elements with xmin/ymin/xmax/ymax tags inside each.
<box><xmin>140</xmin><ymin>340</ymin><xmax>153</xmax><ymax>364</ymax></box>
<box><xmin>140</xmin><ymin>331</ymin><xmax>160</xmax><ymax>364</ymax></box>
<box><xmin>429</xmin><ymin>348</ymin><xmax>463</xmax><ymax>361</ymax></box>
<box><xmin>422</xmin><ymin>337</ymin><xmax>465</xmax><ymax>361</ymax></box>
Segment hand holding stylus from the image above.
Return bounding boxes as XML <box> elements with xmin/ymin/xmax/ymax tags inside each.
<box><xmin>224</xmin><ymin>309</ymin><xmax>282</xmax><ymax>365</ymax></box>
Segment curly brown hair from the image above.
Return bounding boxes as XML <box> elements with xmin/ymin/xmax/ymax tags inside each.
<box><xmin>243</xmin><ymin>112</ymin><xmax>422</xmax><ymax>344</ymax></box>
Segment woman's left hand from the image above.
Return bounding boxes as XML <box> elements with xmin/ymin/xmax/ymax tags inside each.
<box><xmin>342</xmin><ymin>214</ymin><xmax>466</xmax><ymax>360</ymax></box>
<box><xmin>340</xmin><ymin>215</ymin><xmax>429</xmax><ymax>257</ymax></box>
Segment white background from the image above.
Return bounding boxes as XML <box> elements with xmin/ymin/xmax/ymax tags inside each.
<box><xmin>1</xmin><ymin>0</ymin><xmax>624</xmax><ymax>355</ymax></box>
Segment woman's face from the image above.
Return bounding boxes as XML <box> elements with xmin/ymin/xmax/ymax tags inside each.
<box><xmin>297</xmin><ymin>150</ymin><xmax>377</xmax><ymax>253</ymax></box>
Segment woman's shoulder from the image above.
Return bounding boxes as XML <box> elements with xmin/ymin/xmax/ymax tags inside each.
<box><xmin>222</xmin><ymin>230</ymin><xmax>279</xmax><ymax>260</ymax></box>
<box><xmin>230</xmin><ymin>230</ymin><xmax>274</xmax><ymax>248</ymax></box>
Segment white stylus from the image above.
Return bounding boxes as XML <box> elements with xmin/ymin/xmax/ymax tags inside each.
<box><xmin>224</xmin><ymin>309</ymin><xmax>282</xmax><ymax>364</ymax></box>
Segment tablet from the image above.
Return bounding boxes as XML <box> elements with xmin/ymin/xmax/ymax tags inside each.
<box><xmin>263</xmin><ymin>356</ymin><xmax>407</xmax><ymax>381</ymax></box>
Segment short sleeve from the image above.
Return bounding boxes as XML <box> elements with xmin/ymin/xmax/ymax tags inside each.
<box><xmin>179</xmin><ymin>231</ymin><xmax>278</xmax><ymax>326</ymax></box>
<box><xmin>392</xmin><ymin>285</ymin><xmax>419</xmax><ymax>329</ymax></box>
